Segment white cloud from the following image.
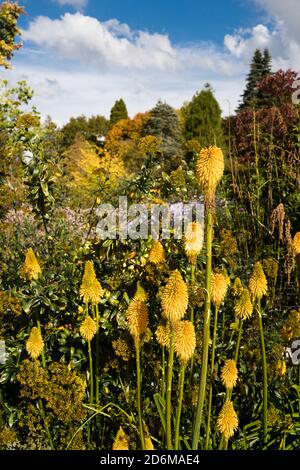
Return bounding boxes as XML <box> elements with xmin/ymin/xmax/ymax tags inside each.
<box><xmin>22</xmin><ymin>13</ymin><xmax>177</xmax><ymax>70</ymax></box>
<box><xmin>7</xmin><ymin>3</ymin><xmax>300</xmax><ymax>125</ymax></box>
<box><xmin>54</xmin><ymin>0</ymin><xmax>88</xmax><ymax>9</ymax></box>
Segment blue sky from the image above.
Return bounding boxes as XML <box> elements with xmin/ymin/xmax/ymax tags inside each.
<box><xmin>19</xmin><ymin>0</ymin><xmax>264</xmax><ymax>45</ymax></box>
<box><xmin>3</xmin><ymin>0</ymin><xmax>300</xmax><ymax>124</ymax></box>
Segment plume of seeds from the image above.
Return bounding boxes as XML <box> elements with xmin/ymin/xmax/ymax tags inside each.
<box><xmin>20</xmin><ymin>248</ymin><xmax>41</xmax><ymax>281</ymax></box>
<box><xmin>249</xmin><ymin>262</ymin><xmax>268</xmax><ymax>300</ymax></box>
<box><xmin>196</xmin><ymin>146</ymin><xmax>224</xmax><ymax>201</ymax></box>
<box><xmin>80</xmin><ymin>261</ymin><xmax>103</xmax><ymax>305</ymax></box>
<box><xmin>184</xmin><ymin>222</ymin><xmax>204</xmax><ymax>265</ymax></box>
<box><xmin>292</xmin><ymin>232</ymin><xmax>300</xmax><ymax>256</ymax></box>
<box><xmin>127</xmin><ymin>299</ymin><xmax>149</xmax><ymax>345</ymax></box>
<box><xmin>161</xmin><ymin>270</ymin><xmax>189</xmax><ymax>324</ymax></box>
<box><xmin>79</xmin><ymin>316</ymin><xmax>97</xmax><ymax>341</ymax></box>
<box><xmin>26</xmin><ymin>327</ymin><xmax>44</xmax><ymax>359</ymax></box>
<box><xmin>211</xmin><ymin>272</ymin><xmax>229</xmax><ymax>307</ymax></box>
<box><xmin>112</xmin><ymin>427</ymin><xmax>129</xmax><ymax>450</ymax></box>
<box><xmin>174</xmin><ymin>320</ymin><xmax>196</xmax><ymax>364</ymax></box>
<box><xmin>221</xmin><ymin>359</ymin><xmax>238</xmax><ymax>389</ymax></box>
<box><xmin>155</xmin><ymin>323</ymin><xmax>171</xmax><ymax>349</ymax></box>
<box><xmin>217</xmin><ymin>400</ymin><xmax>239</xmax><ymax>440</ymax></box>
<box><xmin>234</xmin><ymin>288</ymin><xmax>253</xmax><ymax>319</ymax></box>
<box><xmin>270</xmin><ymin>203</ymin><xmax>285</xmax><ymax>241</ymax></box>
<box><xmin>148</xmin><ymin>240</ymin><xmax>165</xmax><ymax>264</ymax></box>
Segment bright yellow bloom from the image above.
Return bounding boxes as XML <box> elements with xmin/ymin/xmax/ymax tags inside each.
<box><xmin>134</xmin><ymin>281</ymin><xmax>148</xmax><ymax>302</ymax></box>
<box><xmin>221</xmin><ymin>359</ymin><xmax>238</xmax><ymax>389</ymax></box>
<box><xmin>292</xmin><ymin>232</ymin><xmax>300</xmax><ymax>256</ymax></box>
<box><xmin>234</xmin><ymin>289</ymin><xmax>253</xmax><ymax>320</ymax></box>
<box><xmin>161</xmin><ymin>270</ymin><xmax>189</xmax><ymax>324</ymax></box>
<box><xmin>80</xmin><ymin>261</ymin><xmax>103</xmax><ymax>305</ymax></box>
<box><xmin>249</xmin><ymin>262</ymin><xmax>268</xmax><ymax>299</ymax></box>
<box><xmin>112</xmin><ymin>427</ymin><xmax>129</xmax><ymax>450</ymax></box>
<box><xmin>211</xmin><ymin>272</ymin><xmax>229</xmax><ymax>307</ymax></box>
<box><xmin>232</xmin><ymin>277</ymin><xmax>244</xmax><ymax>297</ymax></box>
<box><xmin>276</xmin><ymin>360</ymin><xmax>286</xmax><ymax>377</ymax></box>
<box><xmin>184</xmin><ymin>222</ymin><xmax>204</xmax><ymax>264</ymax></box>
<box><xmin>155</xmin><ymin>323</ymin><xmax>170</xmax><ymax>349</ymax></box>
<box><xmin>217</xmin><ymin>400</ymin><xmax>239</xmax><ymax>440</ymax></box>
<box><xmin>79</xmin><ymin>316</ymin><xmax>97</xmax><ymax>341</ymax></box>
<box><xmin>148</xmin><ymin>240</ymin><xmax>165</xmax><ymax>264</ymax></box>
<box><xmin>26</xmin><ymin>327</ymin><xmax>44</xmax><ymax>359</ymax></box>
<box><xmin>144</xmin><ymin>425</ymin><xmax>155</xmax><ymax>450</ymax></box>
<box><xmin>196</xmin><ymin>146</ymin><xmax>224</xmax><ymax>198</ymax></box>
<box><xmin>127</xmin><ymin>299</ymin><xmax>149</xmax><ymax>344</ymax></box>
<box><xmin>174</xmin><ymin>320</ymin><xmax>196</xmax><ymax>364</ymax></box>
<box><xmin>21</xmin><ymin>248</ymin><xmax>41</xmax><ymax>281</ymax></box>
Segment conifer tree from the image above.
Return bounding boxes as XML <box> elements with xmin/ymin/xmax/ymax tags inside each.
<box><xmin>183</xmin><ymin>84</ymin><xmax>223</xmax><ymax>148</ymax></box>
<box><xmin>109</xmin><ymin>99</ymin><xmax>129</xmax><ymax>128</ymax></box>
<box><xmin>238</xmin><ymin>48</ymin><xmax>272</xmax><ymax>111</ymax></box>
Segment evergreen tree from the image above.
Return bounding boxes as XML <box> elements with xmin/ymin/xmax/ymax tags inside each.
<box><xmin>143</xmin><ymin>101</ymin><xmax>183</xmax><ymax>170</ymax></box>
<box><xmin>109</xmin><ymin>99</ymin><xmax>128</xmax><ymax>128</ymax></box>
<box><xmin>238</xmin><ymin>49</ymin><xmax>272</xmax><ymax>111</ymax></box>
<box><xmin>183</xmin><ymin>84</ymin><xmax>223</xmax><ymax>148</ymax></box>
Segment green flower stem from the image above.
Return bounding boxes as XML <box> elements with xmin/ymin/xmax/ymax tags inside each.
<box><xmin>162</xmin><ymin>346</ymin><xmax>166</xmax><ymax>402</ymax></box>
<box><xmin>257</xmin><ymin>299</ymin><xmax>268</xmax><ymax>445</ymax></box>
<box><xmin>36</xmin><ymin>318</ymin><xmax>46</xmax><ymax>369</ymax></box>
<box><xmin>189</xmin><ymin>264</ymin><xmax>196</xmax><ymax>384</ymax></box>
<box><xmin>192</xmin><ymin>207</ymin><xmax>213</xmax><ymax>450</ymax></box>
<box><xmin>166</xmin><ymin>327</ymin><xmax>175</xmax><ymax>450</ymax></box>
<box><xmin>36</xmin><ymin>317</ymin><xmax>54</xmax><ymax>449</ymax></box>
<box><xmin>135</xmin><ymin>342</ymin><xmax>145</xmax><ymax>450</ymax></box>
<box><xmin>38</xmin><ymin>398</ymin><xmax>54</xmax><ymax>450</ymax></box>
<box><xmin>205</xmin><ymin>305</ymin><xmax>219</xmax><ymax>450</ymax></box>
<box><xmin>95</xmin><ymin>304</ymin><xmax>100</xmax><ymax>406</ymax></box>
<box><xmin>174</xmin><ymin>364</ymin><xmax>186</xmax><ymax>450</ymax></box>
<box><xmin>234</xmin><ymin>319</ymin><xmax>243</xmax><ymax>364</ymax></box>
<box><xmin>88</xmin><ymin>340</ymin><xmax>94</xmax><ymax>405</ymax></box>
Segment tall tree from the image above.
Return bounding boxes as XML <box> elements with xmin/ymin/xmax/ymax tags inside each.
<box><xmin>109</xmin><ymin>99</ymin><xmax>129</xmax><ymax>128</ymax></box>
<box><xmin>183</xmin><ymin>84</ymin><xmax>223</xmax><ymax>148</ymax></box>
<box><xmin>143</xmin><ymin>101</ymin><xmax>183</xmax><ymax>170</ymax></box>
<box><xmin>238</xmin><ymin>49</ymin><xmax>272</xmax><ymax>111</ymax></box>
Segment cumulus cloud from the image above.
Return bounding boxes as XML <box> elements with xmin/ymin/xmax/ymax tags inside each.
<box><xmin>54</xmin><ymin>0</ymin><xmax>88</xmax><ymax>9</ymax></box>
<box><xmin>9</xmin><ymin>3</ymin><xmax>300</xmax><ymax>125</ymax></box>
<box><xmin>22</xmin><ymin>13</ymin><xmax>177</xmax><ymax>70</ymax></box>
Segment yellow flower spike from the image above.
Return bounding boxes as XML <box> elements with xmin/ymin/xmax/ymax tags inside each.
<box><xmin>276</xmin><ymin>360</ymin><xmax>287</xmax><ymax>377</ymax></box>
<box><xmin>134</xmin><ymin>281</ymin><xmax>149</xmax><ymax>302</ymax></box>
<box><xmin>221</xmin><ymin>359</ymin><xmax>238</xmax><ymax>389</ymax></box>
<box><xmin>155</xmin><ymin>323</ymin><xmax>171</xmax><ymax>349</ymax></box>
<box><xmin>234</xmin><ymin>288</ymin><xmax>253</xmax><ymax>320</ymax></box>
<box><xmin>174</xmin><ymin>320</ymin><xmax>196</xmax><ymax>364</ymax></box>
<box><xmin>148</xmin><ymin>240</ymin><xmax>165</xmax><ymax>264</ymax></box>
<box><xmin>21</xmin><ymin>248</ymin><xmax>42</xmax><ymax>281</ymax></box>
<box><xmin>232</xmin><ymin>277</ymin><xmax>244</xmax><ymax>297</ymax></box>
<box><xmin>249</xmin><ymin>262</ymin><xmax>268</xmax><ymax>300</ymax></box>
<box><xmin>26</xmin><ymin>327</ymin><xmax>44</xmax><ymax>359</ymax></box>
<box><xmin>126</xmin><ymin>299</ymin><xmax>149</xmax><ymax>344</ymax></box>
<box><xmin>211</xmin><ymin>272</ymin><xmax>229</xmax><ymax>307</ymax></box>
<box><xmin>217</xmin><ymin>399</ymin><xmax>239</xmax><ymax>440</ymax></box>
<box><xmin>184</xmin><ymin>222</ymin><xmax>204</xmax><ymax>265</ymax></box>
<box><xmin>292</xmin><ymin>232</ymin><xmax>300</xmax><ymax>256</ymax></box>
<box><xmin>161</xmin><ymin>270</ymin><xmax>189</xmax><ymax>324</ymax></box>
<box><xmin>112</xmin><ymin>427</ymin><xmax>129</xmax><ymax>450</ymax></box>
<box><xmin>79</xmin><ymin>316</ymin><xmax>97</xmax><ymax>341</ymax></box>
<box><xmin>196</xmin><ymin>146</ymin><xmax>224</xmax><ymax>199</ymax></box>
<box><xmin>80</xmin><ymin>261</ymin><xmax>103</xmax><ymax>305</ymax></box>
